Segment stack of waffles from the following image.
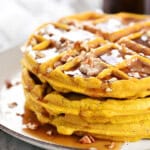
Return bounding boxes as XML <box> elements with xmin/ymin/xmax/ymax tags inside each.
<box><xmin>21</xmin><ymin>12</ymin><xmax>150</xmax><ymax>141</ymax></box>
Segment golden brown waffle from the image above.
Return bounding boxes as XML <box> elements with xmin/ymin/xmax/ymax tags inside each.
<box><xmin>22</xmin><ymin>12</ymin><xmax>150</xmax><ymax>99</ymax></box>
<box><xmin>22</xmin><ymin>68</ymin><xmax>150</xmax><ymax>141</ymax></box>
<box><xmin>21</xmin><ymin>11</ymin><xmax>150</xmax><ymax>142</ymax></box>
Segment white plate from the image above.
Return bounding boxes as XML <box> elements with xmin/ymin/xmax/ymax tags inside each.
<box><xmin>0</xmin><ymin>46</ymin><xmax>150</xmax><ymax>150</ymax></box>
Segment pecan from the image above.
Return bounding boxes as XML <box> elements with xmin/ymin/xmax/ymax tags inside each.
<box><xmin>57</xmin><ymin>40</ymin><xmax>73</xmax><ymax>52</ymax></box>
<box><xmin>8</xmin><ymin>102</ymin><xmax>18</xmax><ymax>109</ymax></box>
<box><xmin>35</xmin><ymin>51</ymin><xmax>45</xmax><ymax>59</ymax></box>
<box><xmin>26</xmin><ymin>122</ymin><xmax>39</xmax><ymax>130</ymax></box>
<box><xmin>79</xmin><ymin>57</ymin><xmax>106</xmax><ymax>76</ymax></box>
<box><xmin>5</xmin><ymin>80</ymin><xmax>13</xmax><ymax>89</ymax></box>
<box><xmin>60</xmin><ymin>37</ymin><xmax>67</xmax><ymax>43</ymax></box>
<box><xmin>61</xmin><ymin>54</ymin><xmax>70</xmax><ymax>62</ymax></box>
<box><xmin>128</xmin><ymin>72</ymin><xmax>141</xmax><ymax>78</ymax></box>
<box><xmin>74</xmin><ymin>41</ymin><xmax>81</xmax><ymax>49</ymax></box>
<box><xmin>61</xmin><ymin>54</ymin><xmax>73</xmax><ymax>63</ymax></box>
<box><xmin>79</xmin><ymin>64</ymin><xmax>100</xmax><ymax>76</ymax></box>
<box><xmin>79</xmin><ymin>135</ymin><xmax>95</xmax><ymax>144</ymax></box>
<box><xmin>16</xmin><ymin>113</ymin><xmax>24</xmax><ymax>117</ymax></box>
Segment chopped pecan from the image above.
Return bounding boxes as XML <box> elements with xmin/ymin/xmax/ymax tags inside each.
<box><xmin>60</xmin><ymin>37</ymin><xmax>68</xmax><ymax>43</ymax></box>
<box><xmin>5</xmin><ymin>80</ymin><xmax>13</xmax><ymax>89</ymax></box>
<box><xmin>74</xmin><ymin>41</ymin><xmax>81</xmax><ymax>49</ymax></box>
<box><xmin>26</xmin><ymin>122</ymin><xmax>39</xmax><ymax>130</ymax></box>
<box><xmin>79</xmin><ymin>135</ymin><xmax>95</xmax><ymax>144</ymax></box>
<box><xmin>16</xmin><ymin>113</ymin><xmax>24</xmax><ymax>117</ymax></box>
<box><xmin>61</xmin><ymin>54</ymin><xmax>73</xmax><ymax>63</ymax></box>
<box><xmin>35</xmin><ymin>51</ymin><xmax>45</xmax><ymax>59</ymax></box>
<box><xmin>8</xmin><ymin>102</ymin><xmax>18</xmax><ymax>109</ymax></box>
<box><xmin>79</xmin><ymin>57</ymin><xmax>106</xmax><ymax>76</ymax></box>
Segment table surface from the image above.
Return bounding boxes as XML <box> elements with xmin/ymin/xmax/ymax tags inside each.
<box><xmin>0</xmin><ymin>131</ymin><xmax>43</xmax><ymax>150</ymax></box>
<box><xmin>0</xmin><ymin>0</ymin><xmax>101</xmax><ymax>149</ymax></box>
<box><xmin>0</xmin><ymin>0</ymin><xmax>101</xmax><ymax>52</ymax></box>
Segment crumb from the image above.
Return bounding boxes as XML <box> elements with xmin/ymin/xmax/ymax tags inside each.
<box><xmin>128</xmin><ymin>72</ymin><xmax>141</xmax><ymax>78</ymax></box>
<box><xmin>15</xmin><ymin>81</ymin><xmax>21</xmax><ymax>85</ymax></box>
<box><xmin>141</xmin><ymin>35</ymin><xmax>148</xmax><ymax>42</ymax></box>
<box><xmin>16</xmin><ymin>113</ymin><xmax>24</xmax><ymax>117</ymax></box>
<box><xmin>8</xmin><ymin>102</ymin><xmax>18</xmax><ymax>108</ymax></box>
<box><xmin>105</xmin><ymin>87</ymin><xmax>112</xmax><ymax>92</ymax></box>
<box><xmin>46</xmin><ymin>67</ymin><xmax>52</xmax><ymax>73</ymax></box>
<box><xmin>35</xmin><ymin>51</ymin><xmax>45</xmax><ymax>59</ymax></box>
<box><xmin>105</xmin><ymin>142</ymin><xmax>115</xmax><ymax>149</ymax></box>
<box><xmin>88</xmin><ymin>147</ymin><xmax>97</xmax><ymax>150</ymax></box>
<box><xmin>108</xmin><ymin>77</ymin><xmax>117</xmax><ymax>82</ymax></box>
<box><xmin>5</xmin><ymin>80</ymin><xmax>13</xmax><ymax>89</ymax></box>
<box><xmin>46</xmin><ymin>130</ymin><xmax>52</xmax><ymax>136</ymax></box>
<box><xmin>26</xmin><ymin>122</ymin><xmax>38</xmax><ymax>130</ymax></box>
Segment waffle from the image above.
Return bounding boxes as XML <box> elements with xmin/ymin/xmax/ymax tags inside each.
<box><xmin>22</xmin><ymin>12</ymin><xmax>150</xmax><ymax>99</ymax></box>
<box><xmin>21</xmin><ymin>11</ymin><xmax>150</xmax><ymax>142</ymax></box>
<box><xmin>22</xmin><ymin>68</ymin><xmax>150</xmax><ymax>141</ymax></box>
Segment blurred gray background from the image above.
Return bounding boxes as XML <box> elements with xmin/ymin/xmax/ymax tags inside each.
<box><xmin>0</xmin><ymin>0</ymin><xmax>102</xmax><ymax>52</ymax></box>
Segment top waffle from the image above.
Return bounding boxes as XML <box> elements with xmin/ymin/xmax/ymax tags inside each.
<box><xmin>22</xmin><ymin>11</ymin><xmax>150</xmax><ymax>99</ymax></box>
